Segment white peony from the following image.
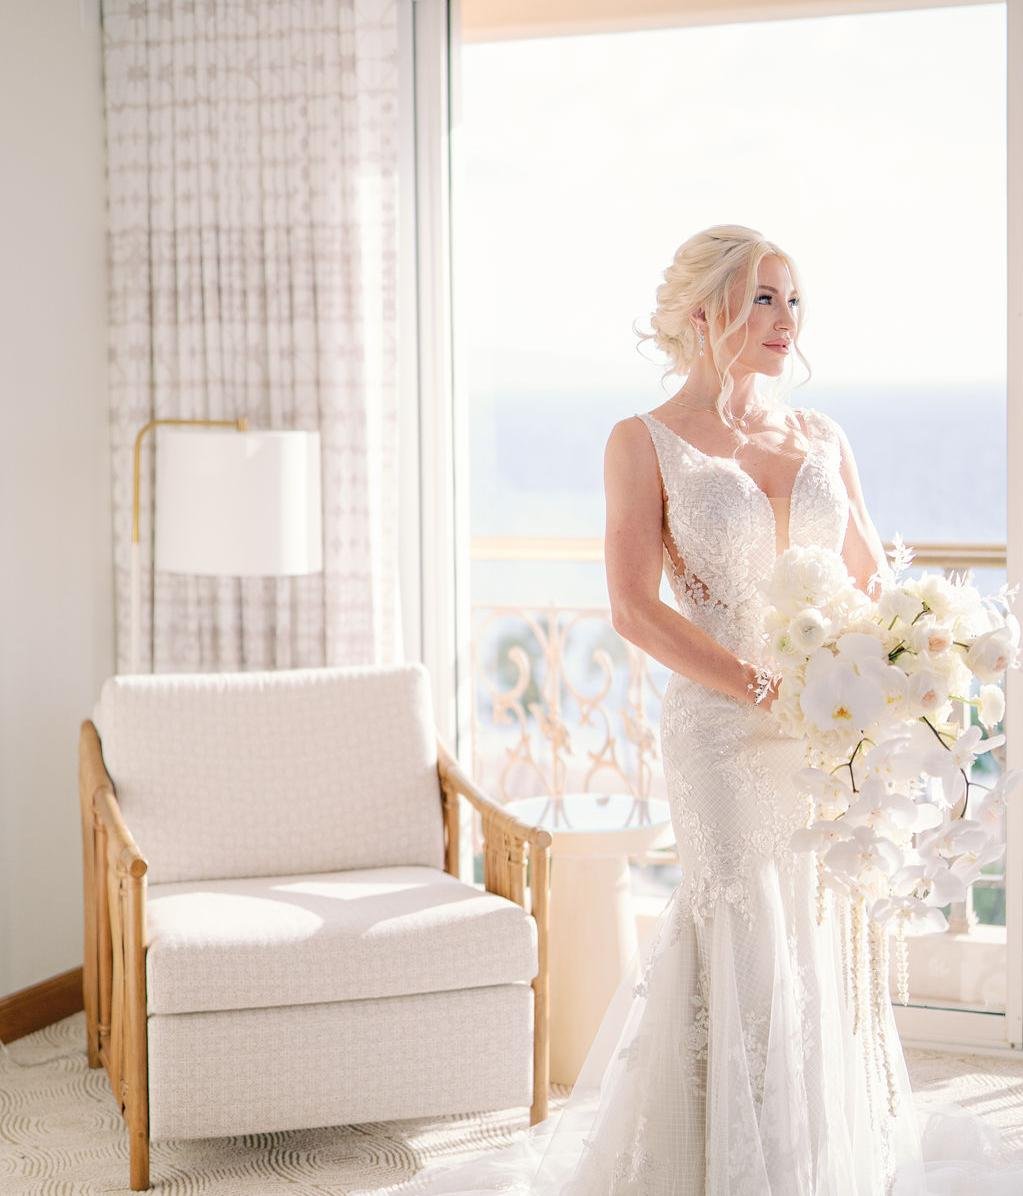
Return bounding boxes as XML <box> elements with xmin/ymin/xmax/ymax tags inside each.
<box><xmin>761</xmin><ymin>545</ymin><xmax>852</xmax><ymax>616</ymax></box>
<box><xmin>877</xmin><ymin>586</ymin><xmax>926</xmax><ymax>626</ymax></box>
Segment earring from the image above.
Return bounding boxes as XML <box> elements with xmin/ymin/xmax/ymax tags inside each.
<box><xmin>697</xmin><ymin>327</ymin><xmax>705</xmax><ymax>357</ymax></box>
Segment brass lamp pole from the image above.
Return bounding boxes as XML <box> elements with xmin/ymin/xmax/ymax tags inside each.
<box><xmin>129</xmin><ymin>417</ymin><xmax>248</xmax><ymax>673</ymax></box>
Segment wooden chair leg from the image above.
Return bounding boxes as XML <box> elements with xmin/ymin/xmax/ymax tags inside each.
<box><xmin>129</xmin><ymin>1128</ymin><xmax>150</xmax><ymax>1192</ymax></box>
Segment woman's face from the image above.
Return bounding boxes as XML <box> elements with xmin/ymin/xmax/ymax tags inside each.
<box><xmin>710</xmin><ymin>254</ymin><xmax>800</xmax><ymax>376</ymax></box>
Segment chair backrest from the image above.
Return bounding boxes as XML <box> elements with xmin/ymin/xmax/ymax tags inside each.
<box><xmin>91</xmin><ymin>662</ymin><xmax>445</xmax><ymax>885</ymax></box>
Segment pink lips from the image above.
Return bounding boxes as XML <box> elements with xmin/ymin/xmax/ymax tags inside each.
<box><xmin>764</xmin><ymin>342</ymin><xmax>790</xmax><ymax>352</ymax></box>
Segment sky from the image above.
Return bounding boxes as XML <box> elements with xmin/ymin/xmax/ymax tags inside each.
<box><xmin>458</xmin><ymin>3</ymin><xmax>1007</xmax><ymax>397</ymax></box>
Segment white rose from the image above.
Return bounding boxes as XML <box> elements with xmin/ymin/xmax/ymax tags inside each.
<box><xmin>789</xmin><ymin>608</ymin><xmax>828</xmax><ymax>653</ymax></box>
<box><xmin>908</xmin><ymin>669</ymin><xmax>950</xmax><ymax>716</ymax></box>
<box><xmin>967</xmin><ymin>626</ymin><xmax>1017</xmax><ymax>683</ymax></box>
<box><xmin>907</xmin><ymin>619</ymin><xmax>953</xmax><ymax>657</ymax></box>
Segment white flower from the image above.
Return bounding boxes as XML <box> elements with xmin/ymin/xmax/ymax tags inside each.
<box><xmin>794</xmin><ymin>764</ymin><xmax>853</xmax><ymax>818</ymax></box>
<box><xmin>906</xmin><ymin>618</ymin><xmax>954</xmax><ymax>657</ymax></box>
<box><xmin>857</xmin><ymin>658</ymin><xmax>910</xmax><ymax>721</ymax></box>
<box><xmin>871</xmin><ymin>894</ymin><xmax>949</xmax><ymax>936</ymax></box>
<box><xmin>863</xmin><ymin>732</ymin><xmax>927</xmax><ymax>786</ymax></box>
<box><xmin>878</xmin><ymin>586</ymin><xmax>926</xmax><ymax>626</ymax></box>
<box><xmin>842</xmin><ymin>775</ymin><xmax>919</xmax><ymax>837</ymax></box>
<box><xmin>978</xmin><ymin>683</ymin><xmax>1005</xmax><ymax>730</ymax></box>
<box><xmin>825</xmin><ymin>824</ymin><xmax>904</xmax><ymax>894</ymax></box>
<box><xmin>769</xmin><ymin>624</ymin><xmax>803</xmax><ymax>661</ymax></box>
<box><xmin>912</xmin><ymin>573</ymin><xmax>959</xmax><ymax>623</ymax></box>
<box><xmin>790</xmin><ymin>820</ymin><xmax>855</xmax><ymax>853</ymax></box>
<box><xmin>973</xmin><ymin>770</ymin><xmax>1023</xmax><ymax>833</ymax></box>
<box><xmin>967</xmin><ymin>625</ymin><xmax>1018</xmax><ymax>683</ymax></box>
<box><xmin>799</xmin><ymin>658</ymin><xmax>887</xmax><ymax>735</ymax></box>
<box><xmin>907</xmin><ymin>669</ymin><xmax>950</xmax><ymax>717</ymax></box>
<box><xmin>916</xmin><ymin>817</ymin><xmax>994</xmax><ymax>865</ymax></box>
<box><xmin>762</xmin><ymin>545</ymin><xmax>851</xmax><ymax>615</ymax></box>
<box><xmin>835</xmin><ymin>630</ymin><xmax>887</xmax><ymax>665</ymax></box>
<box><xmin>789</xmin><ymin>607</ymin><xmax>829</xmax><ymax>653</ymax></box>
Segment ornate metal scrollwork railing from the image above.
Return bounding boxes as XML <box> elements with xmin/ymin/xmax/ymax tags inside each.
<box><xmin>468</xmin><ymin>536</ymin><xmax>1009</xmax><ymax>929</ymax></box>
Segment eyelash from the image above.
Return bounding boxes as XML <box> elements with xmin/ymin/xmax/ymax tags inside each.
<box><xmin>756</xmin><ymin>294</ymin><xmax>800</xmax><ymax>308</ymax></box>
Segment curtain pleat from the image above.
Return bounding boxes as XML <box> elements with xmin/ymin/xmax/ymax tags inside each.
<box><xmin>103</xmin><ymin>0</ymin><xmax>402</xmax><ymax>672</ymax></box>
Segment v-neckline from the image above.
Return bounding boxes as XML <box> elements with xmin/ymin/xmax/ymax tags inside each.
<box><xmin>643</xmin><ymin>410</ymin><xmax>820</xmax><ymax>557</ymax></box>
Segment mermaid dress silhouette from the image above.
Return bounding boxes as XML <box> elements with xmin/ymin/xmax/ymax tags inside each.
<box><xmin>387</xmin><ymin>406</ymin><xmax>1020</xmax><ymax>1195</ymax></box>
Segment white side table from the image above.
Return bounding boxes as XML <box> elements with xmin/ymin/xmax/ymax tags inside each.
<box><xmin>504</xmin><ymin>792</ymin><xmax>674</xmax><ymax>1086</ymax></box>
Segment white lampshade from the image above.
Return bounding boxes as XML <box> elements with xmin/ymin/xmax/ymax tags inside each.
<box><xmin>154</xmin><ymin>428</ymin><xmax>323</xmax><ymax>576</ymax></box>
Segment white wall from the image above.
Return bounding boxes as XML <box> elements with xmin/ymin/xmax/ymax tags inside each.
<box><xmin>0</xmin><ymin>0</ymin><xmax>112</xmax><ymax>997</ymax></box>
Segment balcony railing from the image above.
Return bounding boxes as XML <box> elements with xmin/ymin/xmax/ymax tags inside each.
<box><xmin>469</xmin><ymin>536</ymin><xmax>1009</xmax><ymax>936</ymax></box>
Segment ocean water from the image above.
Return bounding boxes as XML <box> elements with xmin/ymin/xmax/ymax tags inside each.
<box><xmin>470</xmin><ymin>383</ymin><xmax>1007</xmax><ymax>607</ymax></box>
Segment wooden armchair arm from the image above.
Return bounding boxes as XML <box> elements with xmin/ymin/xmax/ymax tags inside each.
<box><xmin>436</xmin><ymin>735</ymin><xmax>551</xmax><ymax>1124</ymax></box>
<box><xmin>437</xmin><ymin>737</ymin><xmax>552</xmax><ymax>853</ymax></box>
<box><xmin>79</xmin><ymin>720</ymin><xmax>150</xmax><ymax>1189</ymax></box>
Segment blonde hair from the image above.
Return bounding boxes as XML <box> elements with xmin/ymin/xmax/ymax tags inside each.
<box><xmin>634</xmin><ymin>224</ymin><xmax>812</xmax><ymax>445</ymax></box>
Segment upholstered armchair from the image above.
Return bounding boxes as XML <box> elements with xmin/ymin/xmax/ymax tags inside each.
<box><xmin>78</xmin><ymin>662</ymin><xmax>551</xmax><ymax>1191</ymax></box>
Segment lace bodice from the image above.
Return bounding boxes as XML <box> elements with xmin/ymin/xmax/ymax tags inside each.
<box><xmin>635</xmin><ymin>406</ymin><xmax>850</xmax><ymax>661</ymax></box>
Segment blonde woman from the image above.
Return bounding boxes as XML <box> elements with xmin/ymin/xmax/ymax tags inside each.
<box><xmin>390</xmin><ymin>227</ymin><xmax>1020</xmax><ymax>1194</ymax></box>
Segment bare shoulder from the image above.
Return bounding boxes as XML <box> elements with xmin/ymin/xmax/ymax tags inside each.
<box><xmin>604</xmin><ymin>414</ymin><xmax>663</xmax><ymax>512</ymax></box>
<box><xmin>606</xmin><ymin>411</ymin><xmax>655</xmax><ymax>446</ymax></box>
<box><xmin>604</xmin><ymin>413</ymin><xmax>659</xmax><ymax>471</ymax></box>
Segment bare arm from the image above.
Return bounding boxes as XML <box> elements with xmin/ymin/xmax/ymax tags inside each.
<box><xmin>604</xmin><ymin>416</ymin><xmax>768</xmax><ymax>705</ymax></box>
<box><xmin>831</xmin><ymin>419</ymin><xmax>891</xmax><ymax>596</ymax></box>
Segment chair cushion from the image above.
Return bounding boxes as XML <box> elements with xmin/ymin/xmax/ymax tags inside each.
<box><xmin>145</xmin><ymin>864</ymin><xmax>539</xmax><ymax>1015</ymax></box>
<box><xmin>92</xmin><ymin>662</ymin><xmax>444</xmax><ymax>884</ymax></box>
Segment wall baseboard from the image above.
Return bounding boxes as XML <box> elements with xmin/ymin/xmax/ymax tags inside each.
<box><xmin>0</xmin><ymin>967</ymin><xmax>84</xmax><ymax>1044</ymax></box>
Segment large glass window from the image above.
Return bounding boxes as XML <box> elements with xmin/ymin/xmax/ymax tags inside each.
<box><xmin>456</xmin><ymin>2</ymin><xmax>1007</xmax><ymax>1013</ymax></box>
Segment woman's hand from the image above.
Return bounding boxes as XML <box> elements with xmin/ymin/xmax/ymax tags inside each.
<box><xmin>759</xmin><ymin>674</ymin><xmax>781</xmax><ymax>711</ymax></box>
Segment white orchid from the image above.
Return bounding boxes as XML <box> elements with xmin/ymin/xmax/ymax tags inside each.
<box><xmin>978</xmin><ymin>683</ymin><xmax>1006</xmax><ymax>730</ymax></box>
<box><xmin>799</xmin><ymin>659</ymin><xmax>887</xmax><ymax>737</ymax></box>
<box><xmin>790</xmin><ymin>819</ymin><xmax>856</xmax><ymax>854</ymax></box>
<box><xmin>871</xmin><ymin>894</ymin><xmax>949</xmax><ymax>937</ymax></box>
<box><xmin>842</xmin><ymin>775</ymin><xmax>918</xmax><ymax>840</ymax></box>
<box><xmin>862</xmin><ymin>732</ymin><xmax>926</xmax><ymax>786</ymax></box>
<box><xmin>755</xmin><ymin>539</ymin><xmax>1023</xmax><ymax>943</ymax></box>
<box><xmin>825</xmin><ymin>824</ymin><xmax>904</xmax><ymax>899</ymax></box>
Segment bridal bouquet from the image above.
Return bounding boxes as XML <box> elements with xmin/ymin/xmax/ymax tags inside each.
<box><xmin>757</xmin><ymin>536</ymin><xmax>1022</xmax><ymax>1014</ymax></box>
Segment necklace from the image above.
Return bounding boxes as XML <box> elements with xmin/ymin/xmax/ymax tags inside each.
<box><xmin>663</xmin><ymin>388</ymin><xmax>771</xmax><ymax>434</ymax></box>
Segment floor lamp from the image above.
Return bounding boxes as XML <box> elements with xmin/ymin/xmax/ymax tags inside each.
<box><xmin>129</xmin><ymin>419</ymin><xmax>323</xmax><ymax>673</ymax></box>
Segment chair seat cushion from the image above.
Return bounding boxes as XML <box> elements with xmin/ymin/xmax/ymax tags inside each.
<box><xmin>145</xmin><ymin>864</ymin><xmax>538</xmax><ymax>1015</ymax></box>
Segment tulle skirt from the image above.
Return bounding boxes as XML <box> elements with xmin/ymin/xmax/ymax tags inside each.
<box><xmin>385</xmin><ymin>675</ymin><xmax>1020</xmax><ymax>1194</ymax></box>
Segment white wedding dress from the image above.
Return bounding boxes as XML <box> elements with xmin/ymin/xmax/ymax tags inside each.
<box><xmin>387</xmin><ymin>406</ymin><xmax>1022</xmax><ymax>1195</ymax></box>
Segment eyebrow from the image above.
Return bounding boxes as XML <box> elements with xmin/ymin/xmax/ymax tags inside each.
<box><xmin>758</xmin><ymin>284</ymin><xmax>799</xmax><ymax>295</ymax></box>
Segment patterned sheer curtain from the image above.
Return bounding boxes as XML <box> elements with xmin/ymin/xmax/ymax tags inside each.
<box><xmin>102</xmin><ymin>0</ymin><xmax>402</xmax><ymax>672</ymax></box>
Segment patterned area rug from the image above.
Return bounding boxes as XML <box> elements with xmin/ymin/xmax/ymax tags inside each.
<box><xmin>2</xmin><ymin>1011</ymin><xmax>1022</xmax><ymax>1194</ymax></box>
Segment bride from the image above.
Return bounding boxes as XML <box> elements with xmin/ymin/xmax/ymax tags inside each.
<box><xmin>388</xmin><ymin>226</ymin><xmax>1022</xmax><ymax>1194</ymax></box>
